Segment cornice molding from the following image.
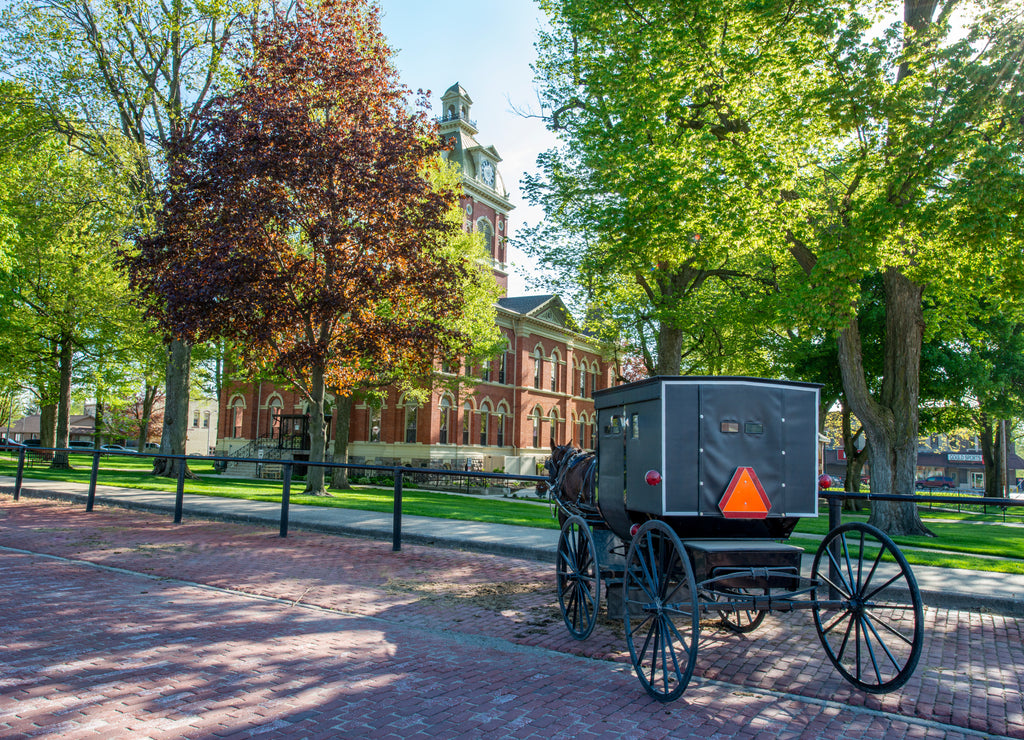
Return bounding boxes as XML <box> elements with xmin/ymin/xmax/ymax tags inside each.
<box><xmin>463</xmin><ymin>178</ymin><xmax>514</xmax><ymax>213</ymax></box>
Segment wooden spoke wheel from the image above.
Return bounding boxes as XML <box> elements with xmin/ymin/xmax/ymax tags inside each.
<box><xmin>556</xmin><ymin>515</ymin><xmax>600</xmax><ymax>640</ymax></box>
<box><xmin>812</xmin><ymin>522</ymin><xmax>924</xmax><ymax>693</ymax></box>
<box><xmin>623</xmin><ymin>520</ymin><xmax>699</xmax><ymax>702</ymax></box>
<box><xmin>717</xmin><ymin>588</ymin><xmax>768</xmax><ymax>634</ymax></box>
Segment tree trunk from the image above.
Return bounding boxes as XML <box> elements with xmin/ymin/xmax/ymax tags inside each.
<box><xmin>303</xmin><ymin>364</ymin><xmax>328</xmax><ymax>496</ymax></box>
<box><xmin>50</xmin><ymin>334</ymin><xmax>74</xmax><ymax>469</ymax></box>
<box><xmin>656</xmin><ymin>322</ymin><xmax>684</xmax><ymax>375</ymax></box>
<box><xmin>137</xmin><ymin>383</ymin><xmax>158</xmax><ymax>452</ymax></box>
<box><xmin>330</xmin><ymin>393</ymin><xmax>353</xmax><ymax>490</ymax></box>
<box><xmin>840</xmin><ymin>401</ymin><xmax>867</xmax><ymax>509</ymax></box>
<box><xmin>39</xmin><ymin>402</ymin><xmax>56</xmax><ymax>459</ymax></box>
<box><xmin>836</xmin><ymin>269</ymin><xmax>932</xmax><ymax>536</ymax></box>
<box><xmin>93</xmin><ymin>398</ymin><xmax>104</xmax><ymax>448</ymax></box>
<box><xmin>154</xmin><ymin>339</ymin><xmax>197</xmax><ymax>479</ymax></box>
<box><xmin>980</xmin><ymin>415</ymin><xmax>1008</xmax><ymax>498</ymax></box>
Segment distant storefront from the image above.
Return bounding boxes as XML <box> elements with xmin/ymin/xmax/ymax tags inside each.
<box><xmin>824</xmin><ymin>447</ymin><xmax>1024</xmax><ymax>491</ymax></box>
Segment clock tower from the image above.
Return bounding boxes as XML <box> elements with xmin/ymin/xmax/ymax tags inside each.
<box><xmin>438</xmin><ymin>83</ymin><xmax>513</xmax><ymax>296</ymax></box>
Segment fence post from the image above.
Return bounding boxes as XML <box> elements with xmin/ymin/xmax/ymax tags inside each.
<box><xmin>173</xmin><ymin>458</ymin><xmax>186</xmax><ymax>524</ymax></box>
<box><xmin>280</xmin><ymin>462</ymin><xmax>293</xmax><ymax>538</ymax></box>
<box><xmin>86</xmin><ymin>451</ymin><xmax>101</xmax><ymax>512</ymax></box>
<box><xmin>392</xmin><ymin>466</ymin><xmax>403</xmax><ymax>552</ymax></box>
<box><xmin>14</xmin><ymin>447</ymin><xmax>26</xmax><ymax>501</ymax></box>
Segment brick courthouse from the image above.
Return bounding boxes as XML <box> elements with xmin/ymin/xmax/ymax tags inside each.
<box><xmin>216</xmin><ymin>85</ymin><xmax>616</xmax><ymax>474</ymax></box>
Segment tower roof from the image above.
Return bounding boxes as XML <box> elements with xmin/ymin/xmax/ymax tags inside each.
<box><xmin>443</xmin><ymin>82</ymin><xmax>472</xmax><ymax>103</ymax></box>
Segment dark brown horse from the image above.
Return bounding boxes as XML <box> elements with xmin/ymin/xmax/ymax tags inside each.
<box><xmin>540</xmin><ymin>442</ymin><xmax>597</xmax><ymax>521</ymax></box>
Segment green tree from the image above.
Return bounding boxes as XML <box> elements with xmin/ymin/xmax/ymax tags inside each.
<box><xmin>922</xmin><ymin>307</ymin><xmax>1024</xmax><ymax>497</ymax></box>
<box><xmin>133</xmin><ymin>0</ymin><xmax>496</xmax><ymax>495</ymax></box>
<box><xmin>530</xmin><ymin>0</ymin><xmax>1024</xmax><ymax>535</ymax></box>
<box><xmin>0</xmin><ymin>84</ymin><xmax>138</xmax><ymax>466</ymax></box>
<box><xmin>1</xmin><ymin>0</ymin><xmax>258</xmax><ymax>477</ymax></box>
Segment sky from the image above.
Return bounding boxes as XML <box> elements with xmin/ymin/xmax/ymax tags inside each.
<box><xmin>377</xmin><ymin>0</ymin><xmax>557</xmax><ymax>297</ymax></box>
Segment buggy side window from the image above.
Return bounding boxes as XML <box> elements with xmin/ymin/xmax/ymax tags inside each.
<box><xmin>631</xmin><ymin>413</ymin><xmax>639</xmax><ymax>439</ymax></box>
<box><xmin>604</xmin><ymin>415</ymin><xmax>624</xmax><ymax>436</ymax></box>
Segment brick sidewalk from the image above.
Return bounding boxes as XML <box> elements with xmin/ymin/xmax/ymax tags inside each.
<box><xmin>1</xmin><ymin>496</ymin><xmax>1021</xmax><ymax>739</ymax></box>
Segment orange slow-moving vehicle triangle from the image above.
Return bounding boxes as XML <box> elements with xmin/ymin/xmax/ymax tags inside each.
<box><xmin>719</xmin><ymin>467</ymin><xmax>771</xmax><ymax>519</ymax></box>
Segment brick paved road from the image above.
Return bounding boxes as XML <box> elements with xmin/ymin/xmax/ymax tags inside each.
<box><xmin>1</xmin><ymin>496</ymin><xmax>1021</xmax><ymax>739</ymax></box>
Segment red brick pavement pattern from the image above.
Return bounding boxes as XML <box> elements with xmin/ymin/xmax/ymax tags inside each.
<box><xmin>1</xmin><ymin>496</ymin><xmax>1021</xmax><ymax>739</ymax></box>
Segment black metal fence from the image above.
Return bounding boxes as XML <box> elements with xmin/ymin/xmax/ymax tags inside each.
<box><xmin>5</xmin><ymin>445</ymin><xmax>1023</xmax><ymax>552</ymax></box>
<box><xmin>820</xmin><ymin>489</ymin><xmax>1024</xmax><ymax>534</ymax></box>
<box><xmin>2</xmin><ymin>445</ymin><xmax>547</xmax><ymax>551</ymax></box>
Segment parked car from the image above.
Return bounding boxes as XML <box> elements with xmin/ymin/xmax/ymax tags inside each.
<box><xmin>916</xmin><ymin>475</ymin><xmax>957</xmax><ymax>490</ymax></box>
<box><xmin>68</xmin><ymin>440</ymin><xmax>94</xmax><ymax>449</ymax></box>
<box><xmin>100</xmin><ymin>444</ymin><xmax>135</xmax><ymax>453</ymax></box>
<box><xmin>0</xmin><ymin>436</ymin><xmax>26</xmax><ymax>451</ymax></box>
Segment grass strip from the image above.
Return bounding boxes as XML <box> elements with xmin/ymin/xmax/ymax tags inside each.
<box><xmin>0</xmin><ymin>455</ymin><xmax>560</xmax><ymax>530</ymax></box>
<box><xmin>794</xmin><ymin>512</ymin><xmax>1023</xmax><ymax>559</ymax></box>
<box><xmin>786</xmin><ymin>537</ymin><xmax>1024</xmax><ymax>575</ymax></box>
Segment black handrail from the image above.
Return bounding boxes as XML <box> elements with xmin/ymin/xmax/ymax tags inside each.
<box><xmin>3</xmin><ymin>445</ymin><xmax>549</xmax><ymax>551</ymax></box>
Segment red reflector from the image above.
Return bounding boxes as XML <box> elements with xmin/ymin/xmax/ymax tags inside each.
<box><xmin>629</xmin><ymin>523</ymin><xmax>640</xmax><ymax>537</ymax></box>
<box><xmin>645</xmin><ymin>470</ymin><xmax>662</xmax><ymax>486</ymax></box>
<box><xmin>819</xmin><ymin>474</ymin><xmax>833</xmax><ymax>490</ymax></box>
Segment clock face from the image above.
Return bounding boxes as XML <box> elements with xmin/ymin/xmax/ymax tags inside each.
<box><xmin>480</xmin><ymin>159</ymin><xmax>495</xmax><ymax>187</ymax></box>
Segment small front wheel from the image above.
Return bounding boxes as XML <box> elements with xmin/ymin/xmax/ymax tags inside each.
<box><xmin>811</xmin><ymin>522</ymin><xmax>923</xmax><ymax>693</ymax></box>
<box><xmin>556</xmin><ymin>515</ymin><xmax>600</xmax><ymax>640</ymax></box>
<box><xmin>623</xmin><ymin>520</ymin><xmax>699</xmax><ymax>702</ymax></box>
<box><xmin>717</xmin><ymin>588</ymin><xmax>768</xmax><ymax>634</ymax></box>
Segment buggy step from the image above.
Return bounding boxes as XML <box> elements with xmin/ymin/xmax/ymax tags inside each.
<box><xmin>684</xmin><ymin>540</ymin><xmax>803</xmax><ymax>591</ymax></box>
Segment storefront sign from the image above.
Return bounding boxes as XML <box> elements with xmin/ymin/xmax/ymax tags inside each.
<box><xmin>947</xmin><ymin>453</ymin><xmax>983</xmax><ymax>464</ymax></box>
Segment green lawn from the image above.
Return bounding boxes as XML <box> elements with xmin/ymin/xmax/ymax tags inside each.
<box><xmin>786</xmin><ymin>536</ymin><xmax>1024</xmax><ymax>575</ymax></box>
<box><xmin>3</xmin><ymin>452</ymin><xmax>1020</xmax><ymax>569</ymax></box>
<box><xmin>0</xmin><ymin>453</ymin><xmax>560</xmax><ymax>530</ymax></box>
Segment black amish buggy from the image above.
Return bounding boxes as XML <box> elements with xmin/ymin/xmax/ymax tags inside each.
<box><xmin>543</xmin><ymin>376</ymin><xmax>923</xmax><ymax>702</ymax></box>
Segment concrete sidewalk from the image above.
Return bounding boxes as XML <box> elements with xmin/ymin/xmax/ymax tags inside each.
<box><xmin>3</xmin><ymin>474</ymin><xmax>1023</xmax><ymax>615</ymax></box>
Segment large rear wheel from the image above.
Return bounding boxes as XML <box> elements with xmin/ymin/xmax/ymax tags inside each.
<box><xmin>556</xmin><ymin>515</ymin><xmax>600</xmax><ymax>640</ymax></box>
<box><xmin>812</xmin><ymin>522</ymin><xmax>923</xmax><ymax>692</ymax></box>
<box><xmin>623</xmin><ymin>520</ymin><xmax>699</xmax><ymax>702</ymax></box>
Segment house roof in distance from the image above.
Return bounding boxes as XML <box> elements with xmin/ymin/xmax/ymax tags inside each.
<box><xmin>497</xmin><ymin>295</ymin><xmax>557</xmax><ymax>315</ymax></box>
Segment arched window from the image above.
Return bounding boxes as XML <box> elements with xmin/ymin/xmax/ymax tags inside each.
<box><xmin>533</xmin><ymin>347</ymin><xmax>543</xmax><ymax>389</ymax></box>
<box><xmin>579</xmin><ymin>361</ymin><xmax>587</xmax><ymax>397</ymax></box>
<box><xmin>268</xmin><ymin>397</ymin><xmax>283</xmax><ymax>438</ymax></box>
<box><xmin>368</xmin><ymin>406</ymin><xmax>382</xmax><ymax>442</ymax></box>
<box><xmin>476</xmin><ymin>218</ymin><xmax>494</xmax><ymax>256</ymax></box>
<box><xmin>589</xmin><ymin>363</ymin><xmax>599</xmax><ymax>398</ymax></box>
<box><xmin>549</xmin><ymin>408</ymin><xmax>560</xmax><ymax>446</ymax></box>
<box><xmin>550</xmin><ymin>350</ymin><xmax>559</xmax><ymax>392</ymax></box>
<box><xmin>439</xmin><ymin>396</ymin><xmax>452</xmax><ymax>445</ymax></box>
<box><xmin>403</xmin><ymin>399</ymin><xmax>418</xmax><ymax>443</ymax></box>
<box><xmin>479</xmin><ymin>401</ymin><xmax>492</xmax><ymax>446</ymax></box>
<box><xmin>577</xmin><ymin>413</ymin><xmax>586</xmax><ymax>448</ymax></box>
<box><xmin>496</xmin><ymin>402</ymin><xmax>510</xmax><ymax>447</ymax></box>
<box><xmin>531</xmin><ymin>407</ymin><xmax>543</xmax><ymax>448</ymax></box>
<box><xmin>462</xmin><ymin>401</ymin><xmax>472</xmax><ymax>445</ymax></box>
<box><xmin>231</xmin><ymin>397</ymin><xmax>245</xmax><ymax>438</ymax></box>
<box><xmin>498</xmin><ymin>351</ymin><xmax>507</xmax><ymax>384</ymax></box>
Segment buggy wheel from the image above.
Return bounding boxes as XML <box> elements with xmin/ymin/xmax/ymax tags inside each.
<box><xmin>812</xmin><ymin>522</ymin><xmax>924</xmax><ymax>693</ymax></box>
<box><xmin>623</xmin><ymin>520</ymin><xmax>699</xmax><ymax>702</ymax></box>
<box><xmin>717</xmin><ymin>588</ymin><xmax>767</xmax><ymax>633</ymax></box>
<box><xmin>556</xmin><ymin>515</ymin><xmax>600</xmax><ymax>640</ymax></box>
